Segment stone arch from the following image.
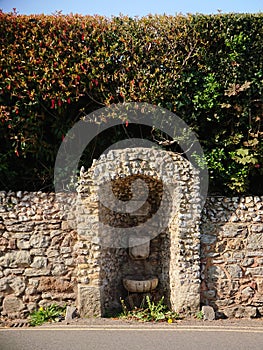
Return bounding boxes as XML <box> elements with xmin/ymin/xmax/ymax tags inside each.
<box><xmin>76</xmin><ymin>148</ymin><xmax>201</xmax><ymax>316</ymax></box>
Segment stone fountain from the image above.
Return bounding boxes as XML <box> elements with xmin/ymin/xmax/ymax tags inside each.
<box><xmin>122</xmin><ymin>235</ymin><xmax>159</xmax><ymax>307</ymax></box>
<box><xmin>76</xmin><ymin>148</ymin><xmax>202</xmax><ymax>317</ymax></box>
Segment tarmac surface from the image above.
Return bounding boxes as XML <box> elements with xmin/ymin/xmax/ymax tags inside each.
<box><xmin>1</xmin><ymin>318</ymin><xmax>263</xmax><ymax>350</ymax></box>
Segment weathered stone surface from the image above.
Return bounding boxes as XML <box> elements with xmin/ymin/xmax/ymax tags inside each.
<box><xmin>251</xmin><ymin>224</ymin><xmax>263</xmax><ymax>233</ymax></box>
<box><xmin>0</xmin><ymin>278</ymin><xmax>8</xmax><ymax>292</ymax></box>
<box><xmin>224</xmin><ymin>306</ymin><xmax>257</xmax><ymax>318</ymax></box>
<box><xmin>129</xmin><ymin>236</ymin><xmax>150</xmax><ymax>260</ymax></box>
<box><xmin>52</xmin><ymin>264</ymin><xmax>67</xmax><ymax>276</ymax></box>
<box><xmin>247</xmin><ymin>233</ymin><xmax>263</xmax><ymax>250</ymax></box>
<box><xmin>208</xmin><ymin>266</ymin><xmax>226</xmax><ymax>280</ymax></box>
<box><xmin>37</xmin><ymin>277</ymin><xmax>74</xmax><ymax>292</ymax></box>
<box><xmin>8</xmin><ymin>277</ymin><xmax>26</xmax><ymax>295</ymax></box>
<box><xmin>226</xmin><ymin>265</ymin><xmax>243</xmax><ymax>279</ymax></box>
<box><xmin>258</xmin><ymin>306</ymin><xmax>263</xmax><ymax>316</ymax></box>
<box><xmin>0</xmin><ymin>180</ymin><xmax>263</xmax><ymax>320</ymax></box>
<box><xmin>30</xmin><ymin>257</ymin><xmax>48</xmax><ymax>269</ymax></box>
<box><xmin>222</xmin><ymin>225</ymin><xmax>247</xmax><ymax>238</ymax></box>
<box><xmin>3</xmin><ymin>296</ymin><xmax>24</xmax><ymax>314</ymax></box>
<box><xmin>16</xmin><ymin>239</ymin><xmax>30</xmax><ymax>249</ymax></box>
<box><xmin>65</xmin><ymin>306</ymin><xmax>77</xmax><ymax>322</ymax></box>
<box><xmin>201</xmin><ymin>196</ymin><xmax>263</xmax><ymax>318</ymax></box>
<box><xmin>241</xmin><ymin>286</ymin><xmax>255</xmax><ymax>298</ymax></box>
<box><xmin>201</xmin><ymin>234</ymin><xmax>217</xmax><ymax>244</ymax></box>
<box><xmin>201</xmin><ymin>305</ymin><xmax>215</xmax><ymax>321</ymax></box>
<box><xmin>245</xmin><ymin>267</ymin><xmax>263</xmax><ymax>277</ymax></box>
<box><xmin>241</xmin><ymin>258</ymin><xmax>254</xmax><ymax>267</ymax></box>
<box><xmin>77</xmin><ymin>285</ymin><xmax>101</xmax><ymax>317</ymax></box>
<box><xmin>24</xmin><ymin>268</ymin><xmax>51</xmax><ymax>277</ymax></box>
<box><xmin>0</xmin><ymin>251</ymin><xmax>31</xmax><ymax>267</ymax></box>
<box><xmin>27</xmin><ymin>302</ymin><xmax>37</xmax><ymax>313</ymax></box>
<box><xmin>29</xmin><ymin>234</ymin><xmax>50</xmax><ymax>248</ymax></box>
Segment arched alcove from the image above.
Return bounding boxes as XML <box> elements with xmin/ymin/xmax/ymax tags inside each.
<box><xmin>76</xmin><ymin>148</ymin><xmax>201</xmax><ymax>316</ymax></box>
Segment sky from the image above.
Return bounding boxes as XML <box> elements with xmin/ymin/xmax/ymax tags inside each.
<box><xmin>0</xmin><ymin>0</ymin><xmax>262</xmax><ymax>17</ymax></box>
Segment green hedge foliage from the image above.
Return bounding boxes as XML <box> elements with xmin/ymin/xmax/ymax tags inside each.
<box><xmin>0</xmin><ymin>11</ymin><xmax>262</xmax><ymax>193</ymax></box>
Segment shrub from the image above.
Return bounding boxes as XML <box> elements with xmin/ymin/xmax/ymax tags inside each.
<box><xmin>0</xmin><ymin>11</ymin><xmax>262</xmax><ymax>194</ymax></box>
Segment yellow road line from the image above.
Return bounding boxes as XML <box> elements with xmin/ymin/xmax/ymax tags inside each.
<box><xmin>1</xmin><ymin>327</ymin><xmax>263</xmax><ymax>333</ymax></box>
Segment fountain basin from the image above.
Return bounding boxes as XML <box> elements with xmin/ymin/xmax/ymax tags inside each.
<box><xmin>123</xmin><ymin>276</ymin><xmax>158</xmax><ymax>293</ymax></box>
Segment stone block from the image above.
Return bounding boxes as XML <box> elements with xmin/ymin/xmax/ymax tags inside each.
<box><xmin>60</xmin><ymin>247</ymin><xmax>71</xmax><ymax>254</ymax></box>
<box><xmin>3</xmin><ymin>296</ymin><xmax>24</xmax><ymax>314</ymax></box>
<box><xmin>0</xmin><ymin>278</ymin><xmax>8</xmax><ymax>292</ymax></box>
<box><xmin>208</xmin><ymin>266</ymin><xmax>226</xmax><ymax>281</ymax></box>
<box><xmin>3</xmin><ymin>268</ymin><xmax>24</xmax><ymax>276</ymax></box>
<box><xmin>30</xmin><ymin>257</ymin><xmax>48</xmax><ymax>269</ymax></box>
<box><xmin>5</xmin><ymin>222</ymin><xmax>34</xmax><ymax>232</ymax></box>
<box><xmin>222</xmin><ymin>225</ymin><xmax>247</xmax><ymax>238</ymax></box>
<box><xmin>51</xmin><ymin>264</ymin><xmax>67</xmax><ymax>276</ymax></box>
<box><xmin>200</xmin><ymin>234</ymin><xmax>217</xmax><ymax>244</ymax></box>
<box><xmin>77</xmin><ymin>285</ymin><xmax>102</xmax><ymax>317</ymax></box>
<box><xmin>8</xmin><ymin>276</ymin><xmax>26</xmax><ymax>295</ymax></box>
<box><xmin>224</xmin><ymin>306</ymin><xmax>257</xmax><ymax>318</ymax></box>
<box><xmin>65</xmin><ymin>306</ymin><xmax>78</xmax><ymax>323</ymax></box>
<box><xmin>226</xmin><ymin>265</ymin><xmax>243</xmax><ymax>279</ymax></box>
<box><xmin>241</xmin><ymin>258</ymin><xmax>254</xmax><ymax>267</ymax></box>
<box><xmin>29</xmin><ymin>234</ymin><xmax>50</xmax><ymax>248</ymax></box>
<box><xmin>251</xmin><ymin>224</ymin><xmax>263</xmax><ymax>233</ymax></box>
<box><xmin>201</xmin><ymin>305</ymin><xmax>215</xmax><ymax>320</ymax></box>
<box><xmin>37</xmin><ymin>277</ymin><xmax>73</xmax><ymax>292</ymax></box>
<box><xmin>247</xmin><ymin>232</ymin><xmax>263</xmax><ymax>250</ymax></box>
<box><xmin>245</xmin><ymin>267</ymin><xmax>263</xmax><ymax>277</ymax></box>
<box><xmin>46</xmin><ymin>248</ymin><xmax>59</xmax><ymax>258</ymax></box>
<box><xmin>24</xmin><ymin>267</ymin><xmax>51</xmax><ymax>276</ymax></box>
<box><xmin>65</xmin><ymin>258</ymin><xmax>75</xmax><ymax>266</ymax></box>
<box><xmin>0</xmin><ymin>251</ymin><xmax>31</xmax><ymax>267</ymax></box>
<box><xmin>16</xmin><ymin>239</ymin><xmax>30</xmax><ymax>249</ymax></box>
<box><xmin>241</xmin><ymin>286</ymin><xmax>255</xmax><ymax>298</ymax></box>
<box><xmin>258</xmin><ymin>306</ymin><xmax>263</xmax><ymax>316</ymax></box>
<box><xmin>8</xmin><ymin>239</ymin><xmax>16</xmax><ymax>249</ymax></box>
<box><xmin>27</xmin><ymin>302</ymin><xmax>37</xmax><ymax>313</ymax></box>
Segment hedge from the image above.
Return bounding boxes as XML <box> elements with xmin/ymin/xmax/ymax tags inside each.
<box><xmin>0</xmin><ymin>10</ymin><xmax>262</xmax><ymax>193</ymax></box>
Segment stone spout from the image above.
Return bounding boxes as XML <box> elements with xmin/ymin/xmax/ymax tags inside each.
<box><xmin>129</xmin><ymin>235</ymin><xmax>150</xmax><ymax>260</ymax></box>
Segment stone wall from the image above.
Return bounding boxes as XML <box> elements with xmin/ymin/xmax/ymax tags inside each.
<box><xmin>201</xmin><ymin>196</ymin><xmax>263</xmax><ymax>318</ymax></box>
<box><xmin>0</xmin><ymin>191</ymin><xmax>78</xmax><ymax>320</ymax></box>
<box><xmin>0</xmin><ymin>187</ymin><xmax>262</xmax><ymax>320</ymax></box>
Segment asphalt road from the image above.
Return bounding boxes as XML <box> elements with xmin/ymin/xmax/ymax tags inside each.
<box><xmin>0</xmin><ymin>327</ymin><xmax>263</xmax><ymax>350</ymax></box>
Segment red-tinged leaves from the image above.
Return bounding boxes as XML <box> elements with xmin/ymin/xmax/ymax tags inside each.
<box><xmin>0</xmin><ymin>12</ymin><xmax>262</xmax><ymax>193</ymax></box>
<box><xmin>92</xmin><ymin>79</ymin><xmax>99</xmax><ymax>86</ymax></box>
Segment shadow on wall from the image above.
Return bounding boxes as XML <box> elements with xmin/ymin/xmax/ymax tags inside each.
<box><xmin>97</xmin><ymin>175</ymin><xmax>171</xmax><ymax>316</ymax></box>
<box><xmin>200</xmin><ymin>196</ymin><xmax>263</xmax><ymax>318</ymax></box>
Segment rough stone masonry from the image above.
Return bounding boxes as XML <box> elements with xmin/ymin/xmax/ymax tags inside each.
<box><xmin>0</xmin><ymin>151</ymin><xmax>262</xmax><ymax>321</ymax></box>
<box><xmin>201</xmin><ymin>196</ymin><xmax>263</xmax><ymax>318</ymax></box>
